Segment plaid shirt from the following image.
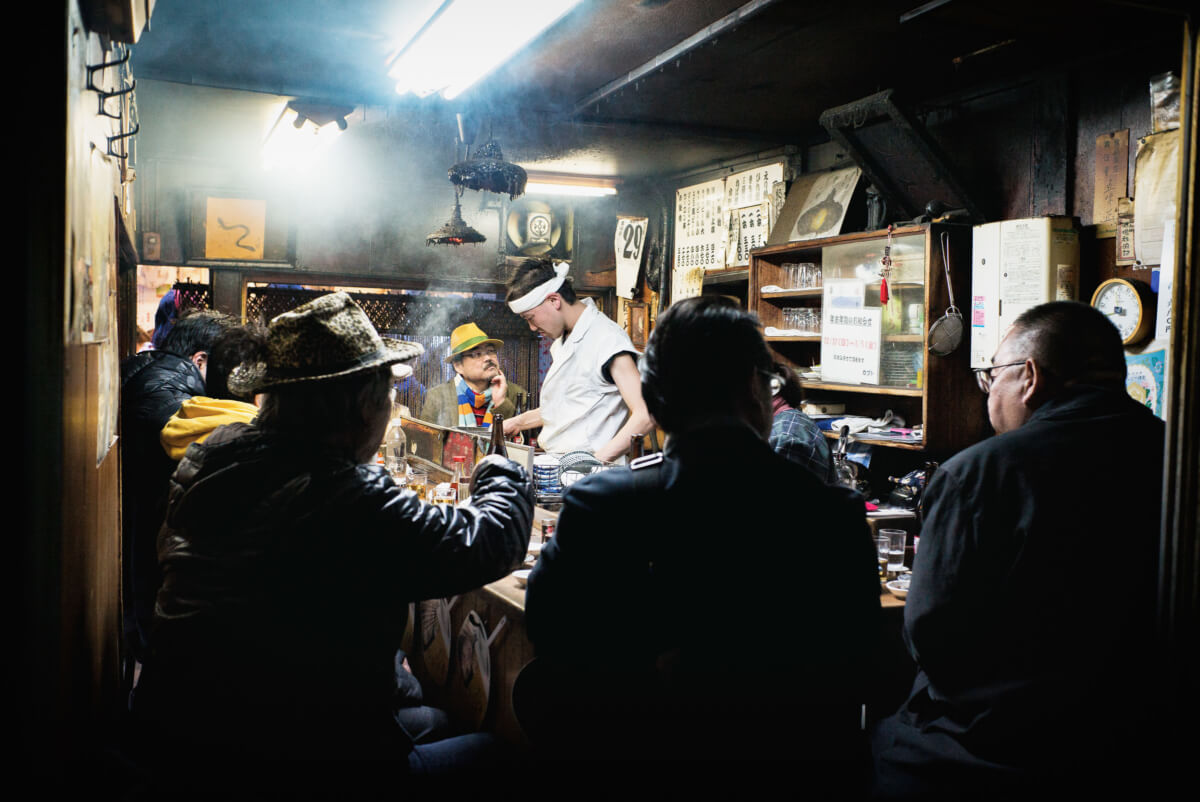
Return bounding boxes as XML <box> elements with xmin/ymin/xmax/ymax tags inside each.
<box><xmin>769</xmin><ymin>407</ymin><xmax>835</xmax><ymax>484</ymax></box>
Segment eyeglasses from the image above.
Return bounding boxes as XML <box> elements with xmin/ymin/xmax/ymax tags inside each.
<box><xmin>462</xmin><ymin>346</ymin><xmax>498</xmax><ymax>360</ymax></box>
<box><xmin>758</xmin><ymin>369</ymin><xmax>785</xmax><ymax>397</ymax></box>
<box><xmin>972</xmin><ymin>360</ymin><xmax>1026</xmax><ymax>393</ymax></box>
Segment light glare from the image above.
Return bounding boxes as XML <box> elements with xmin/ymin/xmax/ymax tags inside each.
<box><xmin>387</xmin><ymin>0</ymin><xmax>583</xmax><ymax>99</ymax></box>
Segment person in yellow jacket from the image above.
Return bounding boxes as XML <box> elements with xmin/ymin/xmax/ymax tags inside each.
<box><xmin>160</xmin><ymin>323</ymin><xmax>265</xmax><ymax>459</ymax></box>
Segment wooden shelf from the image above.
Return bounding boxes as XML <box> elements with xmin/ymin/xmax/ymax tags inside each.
<box><xmin>799</xmin><ymin>380</ymin><xmax>923</xmax><ymax>397</ymax></box>
<box><xmin>750</xmin><ymin>223</ymin><xmax>985</xmax><ymax>454</ymax></box>
<box><xmin>822</xmin><ymin>430</ymin><xmax>925</xmax><ymax>450</ymax></box>
<box><xmin>760</xmin><ymin>287</ymin><xmax>823</xmax><ymax>298</ymax></box>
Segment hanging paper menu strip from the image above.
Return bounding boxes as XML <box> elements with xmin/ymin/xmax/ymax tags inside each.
<box><xmin>724</xmin><ymin>163</ymin><xmax>785</xmax><ymax>268</ymax></box>
<box><xmin>673</xmin><ymin>178</ymin><xmax>726</xmax><ymax>274</ymax></box>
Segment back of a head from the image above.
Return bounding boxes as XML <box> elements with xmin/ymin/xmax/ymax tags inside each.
<box><xmin>1010</xmin><ymin>301</ymin><xmax>1127</xmax><ymax>391</ymax></box>
<box><xmin>642</xmin><ymin>296</ymin><xmax>772</xmax><ymax>432</ymax></box>
<box><xmin>161</xmin><ymin>310</ymin><xmax>237</xmax><ymax>360</ymax></box>
<box><xmin>506</xmin><ymin>257</ymin><xmax>578</xmax><ymax>305</ymax></box>
<box><xmin>205</xmin><ymin>323</ymin><xmax>268</xmax><ymax>402</ymax></box>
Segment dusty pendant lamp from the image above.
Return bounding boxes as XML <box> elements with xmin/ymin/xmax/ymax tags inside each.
<box><xmin>449</xmin><ymin>138</ymin><xmax>527</xmax><ymax>200</ymax></box>
<box><xmin>427</xmin><ymin>189</ymin><xmax>486</xmax><ymax>246</ymax></box>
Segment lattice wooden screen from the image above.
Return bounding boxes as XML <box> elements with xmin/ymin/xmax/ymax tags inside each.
<box><xmin>245</xmin><ymin>286</ymin><xmax>544</xmax><ymax>414</ymax></box>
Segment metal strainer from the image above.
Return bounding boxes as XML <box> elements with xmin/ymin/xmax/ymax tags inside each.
<box><xmin>928</xmin><ymin>231</ymin><xmax>964</xmax><ymax>357</ymax></box>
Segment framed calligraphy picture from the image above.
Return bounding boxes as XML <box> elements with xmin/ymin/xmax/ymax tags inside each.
<box><xmin>187</xmin><ymin>189</ymin><xmax>294</xmax><ymax>265</ymax></box>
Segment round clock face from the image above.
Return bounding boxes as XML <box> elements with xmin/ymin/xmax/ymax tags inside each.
<box><xmin>1092</xmin><ymin>280</ymin><xmax>1142</xmax><ymax>342</ymax></box>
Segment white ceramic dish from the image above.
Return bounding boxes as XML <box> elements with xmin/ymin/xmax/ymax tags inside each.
<box><xmin>512</xmin><ymin>569</ymin><xmax>532</xmax><ymax>588</ymax></box>
<box><xmin>885</xmin><ymin>580</ymin><xmax>909</xmax><ymax>599</ymax></box>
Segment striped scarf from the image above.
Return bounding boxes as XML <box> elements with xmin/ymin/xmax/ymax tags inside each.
<box><xmin>456</xmin><ymin>374</ymin><xmax>493</xmax><ymax>428</ymax></box>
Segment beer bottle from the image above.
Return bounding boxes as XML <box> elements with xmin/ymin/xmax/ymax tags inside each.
<box><xmin>514</xmin><ymin>392</ymin><xmax>525</xmax><ymax>415</ymax></box>
<box><xmin>488</xmin><ymin>414</ymin><xmax>509</xmax><ymax>458</ymax></box>
<box><xmin>629</xmin><ymin>433</ymin><xmax>645</xmax><ymax>461</ymax></box>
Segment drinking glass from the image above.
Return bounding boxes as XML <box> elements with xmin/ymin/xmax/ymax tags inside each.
<box><xmin>883</xmin><ymin>529</ymin><xmax>907</xmax><ymax>574</ymax></box>
<box><xmin>408</xmin><ymin>468</ymin><xmax>428</xmax><ymax>502</ymax></box>
<box><xmin>876</xmin><ymin>535</ymin><xmax>889</xmax><ymax>581</ymax></box>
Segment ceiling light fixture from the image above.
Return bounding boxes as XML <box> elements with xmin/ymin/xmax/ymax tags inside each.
<box><xmin>524</xmin><ymin>172</ymin><xmax>620</xmax><ymax>197</ymax></box>
<box><xmin>385</xmin><ymin>0</ymin><xmax>583</xmax><ymax>100</ymax></box>
<box><xmin>449</xmin><ymin>136</ymin><xmax>528</xmax><ymax>200</ymax></box>
<box><xmin>427</xmin><ymin>187</ymin><xmax>487</xmax><ymax>246</ymax></box>
<box><xmin>262</xmin><ymin>100</ymin><xmax>354</xmax><ymax>171</ymax></box>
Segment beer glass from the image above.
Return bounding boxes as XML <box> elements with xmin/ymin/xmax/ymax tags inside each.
<box><xmin>883</xmin><ymin>529</ymin><xmax>907</xmax><ymax>574</ymax></box>
<box><xmin>408</xmin><ymin>468</ymin><xmax>428</xmax><ymax>502</ymax></box>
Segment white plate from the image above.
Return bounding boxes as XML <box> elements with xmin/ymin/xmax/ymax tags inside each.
<box><xmin>512</xmin><ymin>569</ymin><xmax>531</xmax><ymax>588</ymax></box>
<box><xmin>885</xmin><ymin>580</ymin><xmax>909</xmax><ymax>599</ymax></box>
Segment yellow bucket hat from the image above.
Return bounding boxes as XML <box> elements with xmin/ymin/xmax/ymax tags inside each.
<box><xmin>445</xmin><ymin>322</ymin><xmax>504</xmax><ymax>363</ymax></box>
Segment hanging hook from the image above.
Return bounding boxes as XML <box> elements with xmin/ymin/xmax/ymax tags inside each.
<box><xmin>86</xmin><ymin>48</ymin><xmax>131</xmax><ymax>93</ymax></box>
<box><xmin>98</xmin><ymin>79</ymin><xmax>136</xmax><ymax>119</ymax></box>
<box><xmin>107</xmin><ymin>123</ymin><xmax>139</xmax><ymax>159</ymax></box>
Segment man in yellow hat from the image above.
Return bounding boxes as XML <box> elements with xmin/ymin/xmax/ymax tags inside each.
<box><xmin>418</xmin><ymin>322</ymin><xmax>527</xmax><ymax>429</ymax></box>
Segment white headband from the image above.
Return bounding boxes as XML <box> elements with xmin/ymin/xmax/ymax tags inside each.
<box><xmin>508</xmin><ymin>261</ymin><xmax>570</xmax><ymax>314</ymax></box>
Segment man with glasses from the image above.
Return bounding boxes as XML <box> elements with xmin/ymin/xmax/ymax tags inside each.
<box><xmin>418</xmin><ymin>322</ymin><xmax>526</xmax><ymax>429</ymax></box>
<box><xmin>872</xmin><ymin>301</ymin><xmax>1166</xmax><ymax>798</ymax></box>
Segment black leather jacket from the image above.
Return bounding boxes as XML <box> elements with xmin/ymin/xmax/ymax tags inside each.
<box><xmin>134</xmin><ymin>422</ymin><xmax>533</xmax><ymax>763</ymax></box>
<box><xmin>120</xmin><ymin>350</ymin><xmax>207</xmax><ymax>657</ymax></box>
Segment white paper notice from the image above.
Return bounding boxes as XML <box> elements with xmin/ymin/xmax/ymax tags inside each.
<box><xmin>727</xmin><ymin>202</ymin><xmax>770</xmax><ymax>267</ymax></box>
<box><xmin>674</xmin><ymin>178</ymin><xmax>725</xmax><ymax>273</ymax></box>
<box><xmin>614</xmin><ymin>216</ymin><xmax>648</xmax><ymax>300</ymax></box>
<box><xmin>725</xmin><ymin>163</ymin><xmax>785</xmax><ymax>210</ymax></box>
<box><xmin>1133</xmin><ymin>130</ymin><xmax>1180</xmax><ymax>267</ymax></box>
<box><xmin>1156</xmin><ymin>215</ymin><xmax>1175</xmax><ymax>341</ymax></box>
<box><xmin>822</xmin><ymin>280</ymin><xmax>880</xmax><ymax>385</ymax></box>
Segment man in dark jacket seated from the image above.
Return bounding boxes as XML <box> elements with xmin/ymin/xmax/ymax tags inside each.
<box><xmin>131</xmin><ymin>292</ymin><xmax>534</xmax><ymax>796</ymax></box>
<box><xmin>121</xmin><ymin>309</ymin><xmax>236</xmax><ymax>663</ymax></box>
<box><xmin>519</xmin><ymin>296</ymin><xmax>882</xmax><ymax>796</ymax></box>
<box><xmin>871</xmin><ymin>301</ymin><xmax>1167</xmax><ymax>799</ymax></box>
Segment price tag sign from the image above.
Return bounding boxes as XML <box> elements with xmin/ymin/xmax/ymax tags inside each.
<box><xmin>615</xmin><ymin>216</ymin><xmax>648</xmax><ymax>300</ymax></box>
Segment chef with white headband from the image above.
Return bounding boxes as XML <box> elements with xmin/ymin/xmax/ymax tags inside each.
<box><xmin>503</xmin><ymin>258</ymin><xmax>652</xmax><ymax>463</ymax></box>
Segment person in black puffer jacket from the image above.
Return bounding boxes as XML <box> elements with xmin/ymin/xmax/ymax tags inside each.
<box><xmin>120</xmin><ymin>309</ymin><xmax>235</xmax><ymax>663</ymax></box>
<box><xmin>131</xmin><ymin>292</ymin><xmax>534</xmax><ymax>797</ymax></box>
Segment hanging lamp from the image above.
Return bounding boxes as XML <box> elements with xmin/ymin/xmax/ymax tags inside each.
<box><xmin>426</xmin><ymin>186</ymin><xmax>486</xmax><ymax>246</ymax></box>
<box><xmin>448</xmin><ymin>136</ymin><xmax>527</xmax><ymax>200</ymax></box>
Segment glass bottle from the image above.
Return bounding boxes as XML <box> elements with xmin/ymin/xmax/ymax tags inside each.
<box><xmin>488</xmin><ymin>414</ymin><xmax>509</xmax><ymax>458</ymax></box>
<box><xmin>450</xmin><ymin>456</ymin><xmax>466</xmax><ymax>502</ymax></box>
<box><xmin>629</xmin><ymin>433</ymin><xmax>644</xmax><ymax>461</ymax></box>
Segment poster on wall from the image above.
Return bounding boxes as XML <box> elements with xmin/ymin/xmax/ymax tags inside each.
<box><xmin>723</xmin><ymin>163</ymin><xmax>784</xmax><ymax>267</ymax></box>
<box><xmin>1133</xmin><ymin>130</ymin><xmax>1179</xmax><ymax>267</ymax></box>
<box><xmin>188</xmin><ymin>189</ymin><xmax>293</xmax><ymax>265</ymax></box>
<box><xmin>789</xmin><ymin>166</ymin><xmax>862</xmax><ymax>242</ymax></box>
<box><xmin>1125</xmin><ymin>349</ymin><xmax>1166</xmax><ymax>418</ymax></box>
<box><xmin>673</xmin><ymin>178</ymin><xmax>725</xmax><ymax>273</ymax></box>
<box><xmin>205</xmin><ymin>197</ymin><xmax>267</xmax><ymax>259</ymax></box>
<box><xmin>614</xmin><ymin>216</ymin><xmax>648</xmax><ymax>300</ymax></box>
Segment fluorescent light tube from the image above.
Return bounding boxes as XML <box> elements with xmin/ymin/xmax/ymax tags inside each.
<box><xmin>387</xmin><ymin>0</ymin><xmax>583</xmax><ymax>100</ymax></box>
<box><xmin>525</xmin><ymin>182</ymin><xmax>618</xmax><ymax>197</ymax></box>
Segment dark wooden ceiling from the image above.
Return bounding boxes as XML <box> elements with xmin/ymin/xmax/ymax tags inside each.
<box><xmin>131</xmin><ymin>0</ymin><xmax>1189</xmax><ymax>175</ymax></box>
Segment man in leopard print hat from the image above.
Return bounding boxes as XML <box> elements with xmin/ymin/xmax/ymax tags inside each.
<box><xmin>132</xmin><ymin>291</ymin><xmax>534</xmax><ymax>795</ymax></box>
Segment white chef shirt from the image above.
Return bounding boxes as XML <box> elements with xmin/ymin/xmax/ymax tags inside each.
<box><xmin>538</xmin><ymin>298</ymin><xmax>638</xmax><ymax>457</ymax></box>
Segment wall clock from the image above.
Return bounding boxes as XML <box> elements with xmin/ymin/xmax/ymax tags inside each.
<box><xmin>1090</xmin><ymin>277</ymin><xmax>1155</xmax><ymax>345</ymax></box>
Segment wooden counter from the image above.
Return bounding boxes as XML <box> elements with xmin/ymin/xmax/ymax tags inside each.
<box><xmin>409</xmin><ymin>507</ymin><xmax>911</xmax><ymax>748</ymax></box>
